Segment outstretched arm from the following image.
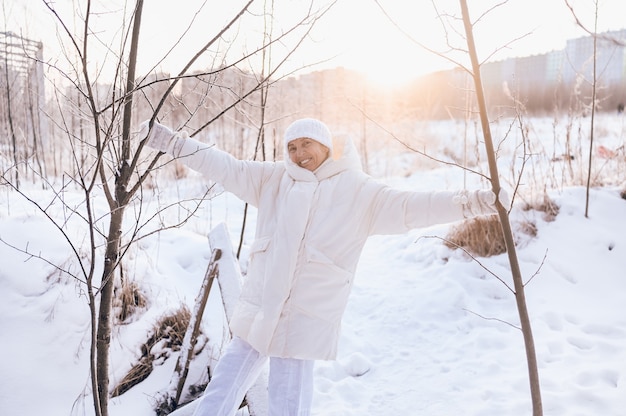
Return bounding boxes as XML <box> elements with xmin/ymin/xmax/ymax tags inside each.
<box><xmin>139</xmin><ymin>121</ymin><xmax>278</xmax><ymax>206</ymax></box>
<box><xmin>367</xmin><ymin>185</ymin><xmax>505</xmax><ymax>235</ymax></box>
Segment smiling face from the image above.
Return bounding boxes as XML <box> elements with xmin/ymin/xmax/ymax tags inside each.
<box><xmin>287</xmin><ymin>137</ymin><xmax>330</xmax><ymax>171</ymax></box>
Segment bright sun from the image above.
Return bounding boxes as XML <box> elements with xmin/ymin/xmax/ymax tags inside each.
<box><xmin>358</xmin><ymin>54</ymin><xmax>432</xmax><ymax>89</ymax></box>
<box><xmin>315</xmin><ymin>0</ymin><xmax>448</xmax><ymax>89</ymax></box>
<box><xmin>338</xmin><ymin>39</ymin><xmax>449</xmax><ymax>89</ymax></box>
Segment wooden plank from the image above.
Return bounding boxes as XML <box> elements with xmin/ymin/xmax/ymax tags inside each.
<box><xmin>169</xmin><ymin>223</ymin><xmax>268</xmax><ymax>416</ymax></box>
<box><xmin>171</xmin><ymin>248</ymin><xmax>221</xmax><ymax>406</ymax></box>
<box><xmin>208</xmin><ymin>223</ymin><xmax>268</xmax><ymax>416</ymax></box>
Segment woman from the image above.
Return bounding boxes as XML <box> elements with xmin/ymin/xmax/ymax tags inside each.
<box><xmin>140</xmin><ymin>118</ymin><xmax>502</xmax><ymax>416</ymax></box>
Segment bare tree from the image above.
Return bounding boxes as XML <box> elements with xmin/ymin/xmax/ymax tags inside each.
<box><xmin>1</xmin><ymin>1</ymin><xmax>332</xmax><ymax>415</ymax></box>
<box><xmin>0</xmin><ymin>31</ymin><xmax>44</xmax><ymax>188</ymax></box>
<box><xmin>370</xmin><ymin>0</ymin><xmax>543</xmax><ymax>414</ymax></box>
<box><xmin>583</xmin><ymin>1</ymin><xmax>599</xmax><ymax>219</ymax></box>
<box><xmin>563</xmin><ymin>0</ymin><xmax>600</xmax><ymax>217</ymax></box>
<box><xmin>458</xmin><ymin>2</ymin><xmax>542</xmax><ymax>414</ymax></box>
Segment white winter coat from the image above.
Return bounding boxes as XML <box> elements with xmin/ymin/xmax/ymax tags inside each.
<box><xmin>169</xmin><ymin>135</ymin><xmax>480</xmax><ymax>360</ymax></box>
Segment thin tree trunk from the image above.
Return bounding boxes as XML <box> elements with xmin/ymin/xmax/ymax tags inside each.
<box><xmin>94</xmin><ymin>2</ymin><xmax>144</xmax><ymax>414</ymax></box>
<box><xmin>238</xmin><ymin>1</ymin><xmax>272</xmax><ymax>258</ymax></box>
<box><xmin>459</xmin><ymin>1</ymin><xmax>543</xmax><ymax>415</ymax></box>
<box><xmin>88</xmin><ymin>267</ymin><xmax>102</xmax><ymax>416</ymax></box>
<box><xmin>27</xmin><ymin>83</ymin><xmax>45</xmax><ymax>183</ymax></box>
<box><xmin>585</xmin><ymin>2</ymin><xmax>599</xmax><ymax>218</ymax></box>
<box><xmin>96</xmin><ymin>207</ymin><xmax>125</xmax><ymax>416</ymax></box>
<box><xmin>3</xmin><ymin>48</ymin><xmax>19</xmax><ymax>189</ymax></box>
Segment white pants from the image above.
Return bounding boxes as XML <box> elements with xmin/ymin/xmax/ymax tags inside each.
<box><xmin>192</xmin><ymin>337</ymin><xmax>314</xmax><ymax>416</ymax></box>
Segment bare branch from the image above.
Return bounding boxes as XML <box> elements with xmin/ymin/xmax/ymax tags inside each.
<box><xmin>415</xmin><ymin>235</ymin><xmax>516</xmax><ymax>294</ymax></box>
<box><xmin>350</xmin><ymin>102</ymin><xmax>491</xmax><ymax>181</ymax></box>
<box><xmin>524</xmin><ymin>248</ymin><xmax>548</xmax><ymax>287</ymax></box>
<box><xmin>463</xmin><ymin>308</ymin><xmax>521</xmax><ymax>331</ymax></box>
<box><xmin>0</xmin><ymin>176</ymin><xmax>92</xmax><ymax>284</ymax></box>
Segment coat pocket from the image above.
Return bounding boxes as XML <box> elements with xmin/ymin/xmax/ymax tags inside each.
<box><xmin>291</xmin><ymin>246</ymin><xmax>354</xmax><ymax>322</ymax></box>
<box><xmin>250</xmin><ymin>236</ymin><xmax>271</xmax><ymax>255</ymax></box>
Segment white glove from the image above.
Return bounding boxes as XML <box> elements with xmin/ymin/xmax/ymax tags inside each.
<box><xmin>139</xmin><ymin>120</ymin><xmax>177</xmax><ymax>154</ymax></box>
<box><xmin>454</xmin><ymin>188</ymin><xmax>509</xmax><ymax>217</ymax></box>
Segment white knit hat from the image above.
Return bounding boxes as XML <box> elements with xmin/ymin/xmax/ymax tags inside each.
<box><xmin>284</xmin><ymin>118</ymin><xmax>333</xmax><ymax>151</ymax></box>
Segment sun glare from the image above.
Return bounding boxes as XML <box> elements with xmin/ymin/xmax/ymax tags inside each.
<box><xmin>364</xmin><ymin>71</ymin><xmax>405</xmax><ymax>89</ymax></box>
<box><xmin>312</xmin><ymin>0</ymin><xmax>449</xmax><ymax>89</ymax></box>
<box><xmin>361</xmin><ymin>63</ymin><xmax>420</xmax><ymax>89</ymax></box>
<box><xmin>339</xmin><ymin>39</ymin><xmax>449</xmax><ymax>89</ymax></box>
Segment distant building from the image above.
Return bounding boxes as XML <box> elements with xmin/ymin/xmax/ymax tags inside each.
<box><xmin>562</xmin><ymin>29</ymin><xmax>626</xmax><ymax>85</ymax></box>
<box><xmin>478</xmin><ymin>29</ymin><xmax>626</xmax><ymax>113</ymax></box>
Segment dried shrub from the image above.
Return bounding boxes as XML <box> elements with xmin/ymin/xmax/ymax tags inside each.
<box><xmin>516</xmin><ymin>219</ymin><xmax>538</xmax><ymax>238</ymax></box>
<box><xmin>620</xmin><ymin>188</ymin><xmax>626</xmax><ymax>200</ymax></box>
<box><xmin>114</xmin><ymin>279</ymin><xmax>147</xmax><ymax>323</ymax></box>
<box><xmin>523</xmin><ymin>192</ymin><xmax>560</xmax><ymax>222</ymax></box>
<box><xmin>114</xmin><ymin>356</ymin><xmax>153</xmax><ymax>396</ymax></box>
<box><xmin>112</xmin><ymin>305</ymin><xmax>191</xmax><ymax>397</ymax></box>
<box><xmin>445</xmin><ymin>215</ymin><xmax>506</xmax><ymax>257</ymax></box>
<box><xmin>154</xmin><ymin>397</ymin><xmax>178</xmax><ymax>416</ymax></box>
<box><xmin>147</xmin><ymin>306</ymin><xmax>191</xmax><ymax>353</ymax></box>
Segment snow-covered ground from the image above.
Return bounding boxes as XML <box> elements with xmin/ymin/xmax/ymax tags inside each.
<box><xmin>1</xmin><ymin>115</ymin><xmax>625</xmax><ymax>415</ymax></box>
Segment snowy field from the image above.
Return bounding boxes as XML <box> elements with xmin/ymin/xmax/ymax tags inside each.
<box><xmin>1</xmin><ymin>114</ymin><xmax>626</xmax><ymax>415</ymax></box>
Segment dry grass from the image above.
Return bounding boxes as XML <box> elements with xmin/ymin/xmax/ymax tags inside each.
<box><xmin>113</xmin><ymin>356</ymin><xmax>153</xmax><ymax>396</ymax></box>
<box><xmin>112</xmin><ymin>305</ymin><xmax>191</xmax><ymax>398</ymax></box>
<box><xmin>522</xmin><ymin>193</ymin><xmax>560</xmax><ymax>222</ymax></box>
<box><xmin>445</xmin><ymin>193</ymin><xmax>561</xmax><ymax>258</ymax></box>
<box><xmin>114</xmin><ymin>279</ymin><xmax>147</xmax><ymax>323</ymax></box>
<box><xmin>515</xmin><ymin>218</ymin><xmax>538</xmax><ymax>239</ymax></box>
<box><xmin>445</xmin><ymin>215</ymin><xmax>507</xmax><ymax>257</ymax></box>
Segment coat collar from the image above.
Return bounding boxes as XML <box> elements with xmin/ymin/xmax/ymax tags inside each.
<box><xmin>284</xmin><ymin>135</ymin><xmax>362</xmax><ymax>182</ymax></box>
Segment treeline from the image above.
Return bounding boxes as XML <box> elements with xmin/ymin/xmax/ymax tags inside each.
<box><xmin>2</xmin><ymin>61</ymin><xmax>623</xmax><ymax>186</ymax></box>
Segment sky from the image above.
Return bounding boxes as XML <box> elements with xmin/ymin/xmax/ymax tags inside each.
<box><xmin>1</xmin><ymin>113</ymin><xmax>626</xmax><ymax>415</ymax></box>
<box><xmin>2</xmin><ymin>0</ymin><xmax>626</xmax><ymax>86</ymax></box>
